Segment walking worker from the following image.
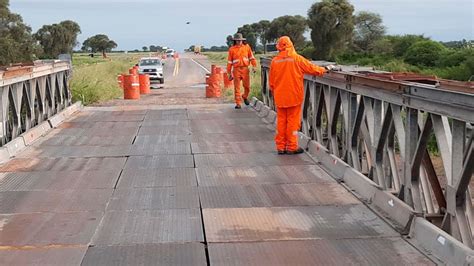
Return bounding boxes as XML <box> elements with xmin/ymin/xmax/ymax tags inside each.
<box><xmin>227</xmin><ymin>33</ymin><xmax>257</xmax><ymax>109</ymax></box>
<box><xmin>270</xmin><ymin>36</ymin><xmax>336</xmax><ymax>154</ymax></box>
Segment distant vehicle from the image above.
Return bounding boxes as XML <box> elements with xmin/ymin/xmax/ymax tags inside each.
<box><xmin>138</xmin><ymin>57</ymin><xmax>164</xmax><ymax>84</ymax></box>
<box><xmin>194</xmin><ymin>45</ymin><xmax>201</xmax><ymax>54</ymax></box>
<box><xmin>165</xmin><ymin>49</ymin><xmax>175</xmax><ymax>58</ymax></box>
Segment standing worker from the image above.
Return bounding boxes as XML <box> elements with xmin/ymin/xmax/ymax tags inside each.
<box><xmin>227</xmin><ymin>33</ymin><xmax>257</xmax><ymax>109</ymax></box>
<box><xmin>270</xmin><ymin>36</ymin><xmax>336</xmax><ymax>154</ymax></box>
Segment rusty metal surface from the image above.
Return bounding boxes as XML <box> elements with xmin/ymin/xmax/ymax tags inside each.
<box><xmin>203</xmin><ymin>205</ymin><xmax>398</xmax><ymax>242</ymax></box>
<box><xmin>194</xmin><ymin>153</ymin><xmax>313</xmax><ymax>167</ymax></box>
<box><xmin>107</xmin><ymin>187</ymin><xmax>200</xmax><ymax>210</ymax></box>
<box><xmin>191</xmin><ymin>141</ymin><xmax>276</xmax><ymax>154</ymax></box>
<box><xmin>0</xmin><ymin>211</ymin><xmax>103</xmax><ymax>246</ymax></box>
<box><xmin>124</xmin><ymin>155</ymin><xmax>194</xmax><ymax>169</ymax></box>
<box><xmin>0</xmin><ymin>189</ymin><xmax>113</xmax><ymax>213</ymax></box>
<box><xmin>137</xmin><ymin>126</ymin><xmax>192</xmax><ymax>136</ymax></box>
<box><xmin>81</xmin><ymin>243</ymin><xmax>207</xmax><ymax>266</ymax></box>
<box><xmin>0</xmin><ymin>170</ymin><xmax>121</xmax><ymax>191</ymax></box>
<box><xmin>196</xmin><ymin>165</ymin><xmax>333</xmax><ymax>186</ymax></box>
<box><xmin>0</xmin><ymin>157</ymin><xmax>127</xmax><ymax>172</ymax></box>
<box><xmin>130</xmin><ymin>143</ymin><xmax>191</xmax><ymax>155</ymax></box>
<box><xmin>199</xmin><ymin>183</ymin><xmax>359</xmax><ymax>208</ymax></box>
<box><xmin>92</xmin><ymin>209</ymin><xmax>203</xmax><ymax>245</ymax></box>
<box><xmin>0</xmin><ymin>246</ymin><xmax>88</xmax><ymax>266</ymax></box>
<box><xmin>39</xmin><ymin>135</ymin><xmax>135</xmax><ymax>146</ymax></box>
<box><xmin>118</xmin><ymin>168</ymin><xmax>197</xmax><ymax>188</ymax></box>
<box><xmin>192</xmin><ymin>133</ymin><xmax>274</xmax><ymax>142</ymax></box>
<box><xmin>134</xmin><ymin>135</ymin><xmax>192</xmax><ymax>145</ymax></box>
<box><xmin>57</xmin><ymin>121</ymin><xmax>141</xmax><ymax>129</ymax></box>
<box><xmin>208</xmin><ymin>238</ymin><xmax>434</xmax><ymax>265</ymax></box>
<box><xmin>18</xmin><ymin>145</ymin><xmax>132</xmax><ymax>158</ymax></box>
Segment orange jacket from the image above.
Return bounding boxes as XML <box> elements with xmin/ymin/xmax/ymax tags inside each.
<box><xmin>269</xmin><ymin>36</ymin><xmax>326</xmax><ymax>108</ymax></box>
<box><xmin>227</xmin><ymin>44</ymin><xmax>257</xmax><ymax>73</ymax></box>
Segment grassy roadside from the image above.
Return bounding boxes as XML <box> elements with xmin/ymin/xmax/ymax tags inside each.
<box><xmin>204</xmin><ymin>51</ymin><xmax>265</xmax><ymax>101</ymax></box>
<box><xmin>70</xmin><ymin>53</ymin><xmax>147</xmax><ymax>105</ymax></box>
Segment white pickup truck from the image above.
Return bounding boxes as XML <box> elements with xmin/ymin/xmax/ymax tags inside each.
<box><xmin>138</xmin><ymin>57</ymin><xmax>164</xmax><ymax>84</ymax></box>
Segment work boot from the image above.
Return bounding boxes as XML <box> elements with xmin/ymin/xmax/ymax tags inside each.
<box><xmin>277</xmin><ymin>150</ymin><xmax>286</xmax><ymax>155</ymax></box>
<box><xmin>243</xmin><ymin>98</ymin><xmax>250</xmax><ymax>106</ymax></box>
<box><xmin>286</xmin><ymin>148</ymin><xmax>304</xmax><ymax>155</ymax></box>
<box><xmin>235</xmin><ymin>104</ymin><xmax>241</xmax><ymax>109</ymax></box>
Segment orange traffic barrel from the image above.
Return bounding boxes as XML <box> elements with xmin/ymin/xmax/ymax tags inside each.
<box><xmin>123</xmin><ymin>74</ymin><xmax>140</xmax><ymax>100</ymax></box>
<box><xmin>129</xmin><ymin>68</ymin><xmax>138</xmax><ymax>75</ymax></box>
<box><xmin>138</xmin><ymin>74</ymin><xmax>151</xmax><ymax>94</ymax></box>
<box><xmin>206</xmin><ymin>74</ymin><xmax>221</xmax><ymax>98</ymax></box>
<box><xmin>211</xmin><ymin>65</ymin><xmax>217</xmax><ymax>74</ymax></box>
<box><xmin>117</xmin><ymin>74</ymin><xmax>124</xmax><ymax>88</ymax></box>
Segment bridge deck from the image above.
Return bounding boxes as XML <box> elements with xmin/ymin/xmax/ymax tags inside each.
<box><xmin>0</xmin><ymin>55</ymin><xmax>433</xmax><ymax>265</ymax></box>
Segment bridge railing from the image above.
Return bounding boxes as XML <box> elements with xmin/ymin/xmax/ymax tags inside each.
<box><xmin>0</xmin><ymin>61</ymin><xmax>72</xmax><ymax>145</ymax></box>
<box><xmin>260</xmin><ymin>57</ymin><xmax>474</xmax><ymax>252</ymax></box>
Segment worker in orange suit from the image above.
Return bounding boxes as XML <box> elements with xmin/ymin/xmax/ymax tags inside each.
<box><xmin>227</xmin><ymin>33</ymin><xmax>257</xmax><ymax>109</ymax></box>
<box><xmin>270</xmin><ymin>36</ymin><xmax>336</xmax><ymax>154</ymax></box>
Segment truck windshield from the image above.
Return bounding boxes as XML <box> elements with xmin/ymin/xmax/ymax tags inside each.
<box><xmin>140</xmin><ymin>59</ymin><xmax>160</xmax><ymax>66</ymax></box>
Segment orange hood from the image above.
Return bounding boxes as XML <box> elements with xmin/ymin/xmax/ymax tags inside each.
<box><xmin>276</xmin><ymin>36</ymin><xmax>296</xmax><ymax>56</ymax></box>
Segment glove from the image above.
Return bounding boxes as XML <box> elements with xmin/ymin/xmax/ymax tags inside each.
<box><xmin>228</xmin><ymin>74</ymin><xmax>234</xmax><ymax>81</ymax></box>
<box><xmin>325</xmin><ymin>65</ymin><xmax>337</xmax><ymax>71</ymax></box>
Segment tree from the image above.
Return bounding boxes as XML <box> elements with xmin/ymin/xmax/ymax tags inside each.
<box><xmin>237</xmin><ymin>24</ymin><xmax>258</xmax><ymax>50</ymax></box>
<box><xmin>82</xmin><ymin>34</ymin><xmax>117</xmax><ymax>58</ymax></box>
<box><xmin>353</xmin><ymin>11</ymin><xmax>385</xmax><ymax>52</ymax></box>
<box><xmin>404</xmin><ymin>40</ymin><xmax>446</xmax><ymax>67</ymax></box>
<box><xmin>226</xmin><ymin>35</ymin><xmax>233</xmax><ymax>47</ymax></box>
<box><xmin>0</xmin><ymin>0</ymin><xmax>41</xmax><ymax>65</ymax></box>
<box><xmin>308</xmin><ymin>0</ymin><xmax>354</xmax><ymax>60</ymax></box>
<box><xmin>142</xmin><ymin>46</ymin><xmax>148</xmax><ymax>52</ymax></box>
<box><xmin>34</xmin><ymin>20</ymin><xmax>81</xmax><ymax>58</ymax></box>
<box><xmin>266</xmin><ymin>15</ymin><xmax>307</xmax><ymax>50</ymax></box>
<box><xmin>386</xmin><ymin>34</ymin><xmax>429</xmax><ymax>57</ymax></box>
<box><xmin>254</xmin><ymin>20</ymin><xmax>271</xmax><ymax>53</ymax></box>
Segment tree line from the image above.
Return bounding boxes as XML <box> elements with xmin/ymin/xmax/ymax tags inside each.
<box><xmin>228</xmin><ymin>0</ymin><xmax>473</xmax><ymax>81</ymax></box>
<box><xmin>0</xmin><ymin>0</ymin><xmax>117</xmax><ymax>65</ymax></box>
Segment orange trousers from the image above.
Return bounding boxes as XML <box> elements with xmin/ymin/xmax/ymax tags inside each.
<box><xmin>232</xmin><ymin>67</ymin><xmax>250</xmax><ymax>105</ymax></box>
<box><xmin>275</xmin><ymin>105</ymin><xmax>302</xmax><ymax>151</ymax></box>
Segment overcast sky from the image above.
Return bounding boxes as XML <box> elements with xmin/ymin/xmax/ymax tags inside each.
<box><xmin>10</xmin><ymin>0</ymin><xmax>474</xmax><ymax>51</ymax></box>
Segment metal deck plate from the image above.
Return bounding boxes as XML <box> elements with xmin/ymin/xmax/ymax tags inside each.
<box><xmin>188</xmin><ymin>112</ymin><xmax>257</xmax><ymax>120</ymax></box>
<box><xmin>71</xmin><ymin>114</ymin><xmax>145</xmax><ymax>122</ymax></box>
<box><xmin>92</xmin><ymin>209</ymin><xmax>203</xmax><ymax>245</ymax></box>
<box><xmin>0</xmin><ymin>246</ymin><xmax>88</xmax><ymax>266</ymax></box>
<box><xmin>203</xmin><ymin>205</ymin><xmax>398</xmax><ymax>242</ymax></box>
<box><xmin>18</xmin><ymin>145</ymin><xmax>132</xmax><ymax>158</ymax></box>
<box><xmin>130</xmin><ymin>143</ymin><xmax>191</xmax><ymax>155</ymax></box>
<box><xmin>0</xmin><ymin>211</ymin><xmax>103</xmax><ymax>246</ymax></box>
<box><xmin>190</xmin><ymin>118</ymin><xmax>264</xmax><ymax>126</ymax></box>
<box><xmin>124</xmin><ymin>155</ymin><xmax>194</xmax><ymax>169</ymax></box>
<box><xmin>58</xmin><ymin>121</ymin><xmax>141</xmax><ymax>129</ymax></box>
<box><xmin>81</xmin><ymin>243</ymin><xmax>207</xmax><ymax>266</ymax></box>
<box><xmin>142</xmin><ymin>119</ymin><xmax>189</xmax><ymax>127</ymax></box>
<box><xmin>0</xmin><ymin>170</ymin><xmax>121</xmax><ymax>191</ymax></box>
<box><xmin>208</xmin><ymin>238</ymin><xmax>433</xmax><ymax>265</ymax></box>
<box><xmin>0</xmin><ymin>157</ymin><xmax>127</xmax><ymax>172</ymax></box>
<box><xmin>134</xmin><ymin>135</ymin><xmax>192</xmax><ymax>145</ymax></box>
<box><xmin>191</xmin><ymin>141</ymin><xmax>277</xmax><ymax>154</ymax></box>
<box><xmin>118</xmin><ymin>168</ymin><xmax>197</xmax><ymax>188</ymax></box>
<box><xmin>194</xmin><ymin>153</ymin><xmax>314</xmax><ymax>167</ymax></box>
<box><xmin>199</xmin><ymin>183</ymin><xmax>359</xmax><ymax>208</ymax></box>
<box><xmin>0</xmin><ymin>189</ymin><xmax>113</xmax><ymax>213</ymax></box>
<box><xmin>137</xmin><ymin>126</ymin><xmax>191</xmax><ymax>136</ymax></box>
<box><xmin>107</xmin><ymin>187</ymin><xmax>200</xmax><ymax>210</ymax></box>
<box><xmin>144</xmin><ymin>113</ymin><xmax>188</xmax><ymax>121</ymax></box>
<box><xmin>39</xmin><ymin>135</ymin><xmax>135</xmax><ymax>146</ymax></box>
<box><xmin>53</xmin><ymin>127</ymin><xmax>139</xmax><ymax>137</ymax></box>
<box><xmin>190</xmin><ymin>124</ymin><xmax>271</xmax><ymax>134</ymax></box>
<box><xmin>192</xmin><ymin>133</ymin><xmax>274</xmax><ymax>142</ymax></box>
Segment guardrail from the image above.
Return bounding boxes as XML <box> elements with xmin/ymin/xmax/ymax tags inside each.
<box><xmin>259</xmin><ymin>57</ymin><xmax>474</xmax><ymax>263</ymax></box>
<box><xmin>0</xmin><ymin>61</ymin><xmax>72</xmax><ymax>145</ymax></box>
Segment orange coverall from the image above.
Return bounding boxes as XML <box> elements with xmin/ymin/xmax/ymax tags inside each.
<box><xmin>227</xmin><ymin>44</ymin><xmax>257</xmax><ymax>105</ymax></box>
<box><xmin>269</xmin><ymin>36</ymin><xmax>326</xmax><ymax>152</ymax></box>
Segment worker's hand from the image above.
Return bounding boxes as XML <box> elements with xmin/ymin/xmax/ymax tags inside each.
<box><xmin>228</xmin><ymin>74</ymin><xmax>233</xmax><ymax>81</ymax></box>
<box><xmin>325</xmin><ymin>65</ymin><xmax>338</xmax><ymax>72</ymax></box>
<box><xmin>251</xmin><ymin>67</ymin><xmax>257</xmax><ymax>74</ymax></box>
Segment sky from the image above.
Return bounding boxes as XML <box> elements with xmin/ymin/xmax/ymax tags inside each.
<box><xmin>9</xmin><ymin>0</ymin><xmax>474</xmax><ymax>52</ymax></box>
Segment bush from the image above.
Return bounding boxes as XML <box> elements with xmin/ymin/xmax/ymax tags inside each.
<box><xmin>404</xmin><ymin>40</ymin><xmax>446</xmax><ymax>67</ymax></box>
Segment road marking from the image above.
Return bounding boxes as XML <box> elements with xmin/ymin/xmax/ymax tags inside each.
<box><xmin>191</xmin><ymin>58</ymin><xmax>211</xmax><ymax>73</ymax></box>
<box><xmin>173</xmin><ymin>58</ymin><xmax>180</xmax><ymax>76</ymax></box>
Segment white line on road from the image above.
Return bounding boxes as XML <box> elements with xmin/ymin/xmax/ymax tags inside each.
<box><xmin>191</xmin><ymin>58</ymin><xmax>211</xmax><ymax>74</ymax></box>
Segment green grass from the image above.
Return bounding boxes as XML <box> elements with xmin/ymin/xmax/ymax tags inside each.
<box><xmin>204</xmin><ymin>51</ymin><xmax>264</xmax><ymax>101</ymax></box>
<box><xmin>70</xmin><ymin>53</ymin><xmax>145</xmax><ymax>105</ymax></box>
